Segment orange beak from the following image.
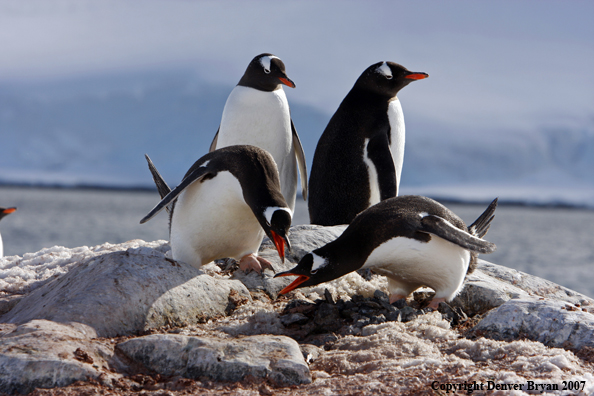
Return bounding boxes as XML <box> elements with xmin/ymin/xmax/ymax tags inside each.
<box><xmin>2</xmin><ymin>207</ymin><xmax>16</xmax><ymax>214</ymax></box>
<box><xmin>405</xmin><ymin>73</ymin><xmax>428</xmax><ymax>80</ymax></box>
<box><xmin>279</xmin><ymin>77</ymin><xmax>296</xmax><ymax>88</ymax></box>
<box><xmin>270</xmin><ymin>230</ymin><xmax>287</xmax><ymax>263</ymax></box>
<box><xmin>276</xmin><ymin>273</ymin><xmax>310</xmax><ymax>295</ymax></box>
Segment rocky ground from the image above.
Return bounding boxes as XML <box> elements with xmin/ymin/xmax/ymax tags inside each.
<box><xmin>1</xmin><ymin>225</ymin><xmax>594</xmax><ymax>395</ymax></box>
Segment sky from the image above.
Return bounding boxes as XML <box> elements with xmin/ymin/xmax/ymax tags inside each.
<box><xmin>0</xmin><ymin>0</ymin><xmax>592</xmax><ymax>132</ymax></box>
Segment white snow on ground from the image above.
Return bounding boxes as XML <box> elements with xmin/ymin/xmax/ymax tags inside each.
<box><xmin>0</xmin><ymin>239</ymin><xmax>168</xmax><ymax>294</ymax></box>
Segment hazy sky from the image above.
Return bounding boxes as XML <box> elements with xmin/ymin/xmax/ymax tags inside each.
<box><xmin>0</xmin><ymin>0</ymin><xmax>593</xmax><ymax>131</ymax></box>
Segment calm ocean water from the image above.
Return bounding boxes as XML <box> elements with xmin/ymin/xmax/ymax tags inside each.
<box><xmin>1</xmin><ymin>186</ymin><xmax>593</xmax><ymax>297</ymax></box>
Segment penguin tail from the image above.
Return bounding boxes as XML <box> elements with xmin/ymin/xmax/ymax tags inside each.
<box><xmin>468</xmin><ymin>198</ymin><xmax>498</xmax><ymax>238</ymax></box>
<box><xmin>144</xmin><ymin>154</ymin><xmax>173</xmax><ymax>214</ymax></box>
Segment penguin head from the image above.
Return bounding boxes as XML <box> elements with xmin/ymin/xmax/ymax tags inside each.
<box><xmin>260</xmin><ymin>206</ymin><xmax>292</xmax><ymax>263</ymax></box>
<box><xmin>275</xmin><ymin>251</ymin><xmax>349</xmax><ymax>294</ymax></box>
<box><xmin>0</xmin><ymin>207</ymin><xmax>16</xmax><ymax>221</ymax></box>
<box><xmin>238</xmin><ymin>53</ymin><xmax>296</xmax><ymax>91</ymax></box>
<box><xmin>355</xmin><ymin>61</ymin><xmax>428</xmax><ymax>98</ymax></box>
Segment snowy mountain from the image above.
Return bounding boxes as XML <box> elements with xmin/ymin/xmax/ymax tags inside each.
<box><xmin>1</xmin><ymin>71</ymin><xmax>593</xmax><ymax>208</ymax></box>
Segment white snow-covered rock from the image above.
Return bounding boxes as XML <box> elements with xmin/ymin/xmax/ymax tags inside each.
<box><xmin>1</xmin><ymin>240</ymin><xmax>250</xmax><ymax>337</ymax></box>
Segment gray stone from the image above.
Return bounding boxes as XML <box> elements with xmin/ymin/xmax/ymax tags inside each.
<box><xmin>313</xmin><ymin>303</ymin><xmax>341</xmax><ymax>332</ymax></box>
<box><xmin>233</xmin><ymin>224</ymin><xmax>347</xmax><ymax>298</ymax></box>
<box><xmin>475</xmin><ymin>297</ymin><xmax>594</xmax><ymax>350</ymax></box>
<box><xmin>2</xmin><ymin>243</ymin><xmax>250</xmax><ymax>337</ymax></box>
<box><xmin>451</xmin><ymin>260</ymin><xmax>594</xmax><ymax>316</ymax></box>
<box><xmin>280</xmin><ymin>312</ymin><xmax>309</xmax><ymax>326</ymax></box>
<box><xmin>0</xmin><ymin>320</ymin><xmax>117</xmax><ymax>395</ymax></box>
<box><xmin>116</xmin><ymin>334</ymin><xmax>311</xmax><ymax>385</ymax></box>
<box><xmin>299</xmin><ymin>344</ymin><xmax>323</xmax><ymax>364</ymax></box>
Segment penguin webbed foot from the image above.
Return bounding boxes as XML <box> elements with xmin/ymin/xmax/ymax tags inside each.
<box><xmin>238</xmin><ymin>254</ymin><xmax>275</xmax><ymax>275</ymax></box>
<box><xmin>426</xmin><ymin>297</ymin><xmax>446</xmax><ymax>311</ymax></box>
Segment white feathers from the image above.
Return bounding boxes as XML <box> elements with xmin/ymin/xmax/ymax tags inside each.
<box><xmin>377</xmin><ymin>62</ymin><xmax>392</xmax><ymax>79</ymax></box>
<box><xmin>259</xmin><ymin>55</ymin><xmax>280</xmax><ymax>73</ymax></box>
<box><xmin>310</xmin><ymin>252</ymin><xmax>328</xmax><ymax>273</ymax></box>
<box><xmin>387</xmin><ymin>99</ymin><xmax>405</xmax><ymax>194</ymax></box>
<box><xmin>215</xmin><ymin>85</ymin><xmax>298</xmax><ymax>210</ymax></box>
<box><xmin>363</xmin><ymin>138</ymin><xmax>381</xmax><ymax>207</ymax></box>
<box><xmin>418</xmin><ymin>212</ymin><xmax>429</xmax><ymax>218</ymax></box>
<box><xmin>170</xmin><ymin>171</ymin><xmax>265</xmax><ymax>268</ymax></box>
<box><xmin>200</xmin><ymin>160</ymin><xmax>210</xmax><ymax>168</ymax></box>
<box><xmin>263</xmin><ymin>206</ymin><xmax>292</xmax><ymax>224</ymax></box>
<box><xmin>362</xmin><ymin>236</ymin><xmax>471</xmax><ymax>301</ymax></box>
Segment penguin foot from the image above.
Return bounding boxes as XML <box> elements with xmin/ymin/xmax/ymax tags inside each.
<box><xmin>389</xmin><ymin>293</ymin><xmax>408</xmax><ymax>304</ymax></box>
<box><xmin>426</xmin><ymin>297</ymin><xmax>446</xmax><ymax>310</ymax></box>
<box><xmin>238</xmin><ymin>254</ymin><xmax>274</xmax><ymax>274</ymax></box>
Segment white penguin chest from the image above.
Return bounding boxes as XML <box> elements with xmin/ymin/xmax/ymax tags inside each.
<box><xmin>170</xmin><ymin>171</ymin><xmax>264</xmax><ymax>267</ymax></box>
<box><xmin>217</xmin><ymin>86</ymin><xmax>292</xmax><ymax>167</ymax></box>
<box><xmin>362</xmin><ymin>235</ymin><xmax>470</xmax><ymax>293</ymax></box>
<box><xmin>387</xmin><ymin>98</ymin><xmax>405</xmax><ymax>193</ymax></box>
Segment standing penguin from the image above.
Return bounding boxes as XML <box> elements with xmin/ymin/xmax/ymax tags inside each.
<box><xmin>308</xmin><ymin>62</ymin><xmax>428</xmax><ymax>226</ymax></box>
<box><xmin>209</xmin><ymin>53</ymin><xmax>308</xmax><ymax>211</ymax></box>
<box><xmin>141</xmin><ymin>145</ymin><xmax>292</xmax><ymax>273</ymax></box>
<box><xmin>0</xmin><ymin>207</ymin><xmax>17</xmax><ymax>258</ymax></box>
<box><xmin>278</xmin><ymin>196</ymin><xmax>497</xmax><ymax>309</ymax></box>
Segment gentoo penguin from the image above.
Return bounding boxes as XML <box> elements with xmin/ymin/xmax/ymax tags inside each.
<box><xmin>277</xmin><ymin>196</ymin><xmax>497</xmax><ymax>309</ymax></box>
<box><xmin>0</xmin><ymin>207</ymin><xmax>17</xmax><ymax>258</ymax></box>
<box><xmin>308</xmin><ymin>62</ymin><xmax>428</xmax><ymax>226</ymax></box>
<box><xmin>209</xmin><ymin>53</ymin><xmax>308</xmax><ymax>211</ymax></box>
<box><xmin>141</xmin><ymin>145</ymin><xmax>292</xmax><ymax>273</ymax></box>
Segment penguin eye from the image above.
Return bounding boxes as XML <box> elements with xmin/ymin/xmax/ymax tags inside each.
<box><xmin>385</xmin><ymin>75</ymin><xmax>393</xmax><ymax>80</ymax></box>
<box><xmin>264</xmin><ymin>68</ymin><xmax>271</xmax><ymax>74</ymax></box>
<box><xmin>310</xmin><ymin>269</ymin><xmax>318</xmax><ymax>274</ymax></box>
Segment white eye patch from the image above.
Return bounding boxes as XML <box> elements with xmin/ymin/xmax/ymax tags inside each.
<box><xmin>377</xmin><ymin>62</ymin><xmax>392</xmax><ymax>79</ymax></box>
<box><xmin>264</xmin><ymin>206</ymin><xmax>292</xmax><ymax>224</ymax></box>
<box><xmin>310</xmin><ymin>252</ymin><xmax>327</xmax><ymax>273</ymax></box>
<box><xmin>260</xmin><ymin>55</ymin><xmax>280</xmax><ymax>74</ymax></box>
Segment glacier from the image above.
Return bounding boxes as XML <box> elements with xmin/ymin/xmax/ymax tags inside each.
<box><xmin>0</xmin><ymin>71</ymin><xmax>593</xmax><ymax>208</ymax></box>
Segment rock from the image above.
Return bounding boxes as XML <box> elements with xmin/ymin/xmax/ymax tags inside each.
<box><xmin>116</xmin><ymin>334</ymin><xmax>311</xmax><ymax>385</ymax></box>
<box><xmin>2</xmin><ymin>242</ymin><xmax>250</xmax><ymax>337</ymax></box>
<box><xmin>451</xmin><ymin>260</ymin><xmax>594</xmax><ymax>316</ymax></box>
<box><xmin>233</xmin><ymin>225</ymin><xmax>347</xmax><ymax>298</ymax></box>
<box><xmin>313</xmin><ymin>303</ymin><xmax>341</xmax><ymax>332</ymax></box>
<box><xmin>299</xmin><ymin>344</ymin><xmax>323</xmax><ymax>364</ymax></box>
<box><xmin>474</xmin><ymin>297</ymin><xmax>594</xmax><ymax>350</ymax></box>
<box><xmin>280</xmin><ymin>313</ymin><xmax>309</xmax><ymax>326</ymax></box>
<box><xmin>0</xmin><ymin>320</ymin><xmax>117</xmax><ymax>395</ymax></box>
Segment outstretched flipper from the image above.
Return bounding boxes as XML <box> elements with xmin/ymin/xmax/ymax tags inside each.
<box><xmin>468</xmin><ymin>198</ymin><xmax>498</xmax><ymax>238</ymax></box>
<box><xmin>140</xmin><ymin>164</ymin><xmax>213</xmax><ymax>224</ymax></box>
<box><xmin>145</xmin><ymin>154</ymin><xmax>172</xmax><ymax>200</ymax></box>
<box><xmin>420</xmin><ymin>215</ymin><xmax>496</xmax><ymax>254</ymax></box>
<box><xmin>291</xmin><ymin>120</ymin><xmax>308</xmax><ymax>200</ymax></box>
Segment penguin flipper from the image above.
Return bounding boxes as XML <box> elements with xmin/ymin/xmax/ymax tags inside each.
<box><xmin>291</xmin><ymin>120</ymin><xmax>308</xmax><ymax>200</ymax></box>
<box><xmin>468</xmin><ymin>198</ymin><xmax>498</xmax><ymax>238</ymax></box>
<box><xmin>140</xmin><ymin>166</ymin><xmax>213</xmax><ymax>224</ymax></box>
<box><xmin>366</xmin><ymin>133</ymin><xmax>397</xmax><ymax>199</ymax></box>
<box><xmin>420</xmin><ymin>215</ymin><xmax>497</xmax><ymax>254</ymax></box>
<box><xmin>144</xmin><ymin>154</ymin><xmax>172</xmax><ymax>200</ymax></box>
<box><xmin>209</xmin><ymin>127</ymin><xmax>220</xmax><ymax>153</ymax></box>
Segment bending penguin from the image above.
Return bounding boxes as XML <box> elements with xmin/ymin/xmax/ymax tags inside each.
<box><xmin>308</xmin><ymin>62</ymin><xmax>428</xmax><ymax>226</ymax></box>
<box><xmin>0</xmin><ymin>207</ymin><xmax>17</xmax><ymax>258</ymax></box>
<box><xmin>141</xmin><ymin>145</ymin><xmax>292</xmax><ymax>273</ymax></box>
<box><xmin>277</xmin><ymin>196</ymin><xmax>498</xmax><ymax>309</ymax></box>
<box><xmin>209</xmin><ymin>53</ymin><xmax>308</xmax><ymax>211</ymax></box>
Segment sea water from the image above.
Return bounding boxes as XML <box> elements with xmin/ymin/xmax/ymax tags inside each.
<box><xmin>1</xmin><ymin>186</ymin><xmax>593</xmax><ymax>297</ymax></box>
